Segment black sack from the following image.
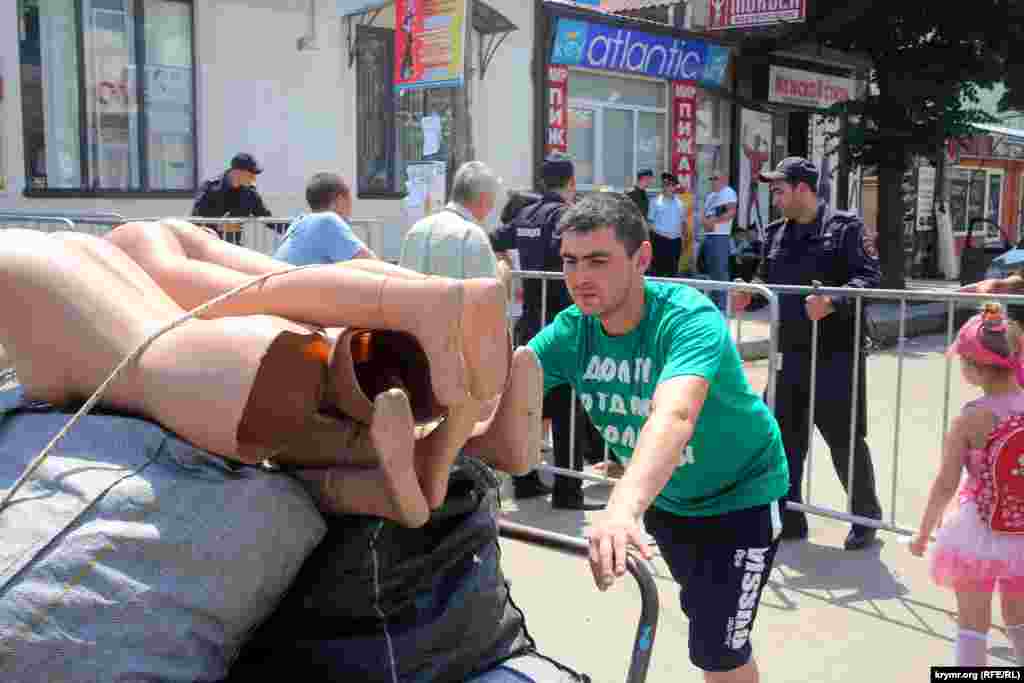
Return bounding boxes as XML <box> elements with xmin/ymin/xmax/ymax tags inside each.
<box><xmin>227</xmin><ymin>458</ymin><xmax>579</xmax><ymax>683</ymax></box>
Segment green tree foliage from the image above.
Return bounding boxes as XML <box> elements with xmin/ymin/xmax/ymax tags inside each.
<box><xmin>760</xmin><ymin>1</ymin><xmax>1017</xmax><ymax>286</ymax></box>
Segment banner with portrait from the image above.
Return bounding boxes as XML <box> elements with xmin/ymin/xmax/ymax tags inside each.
<box><xmin>394</xmin><ymin>0</ymin><xmax>468</xmax><ymax>91</ymax></box>
<box><xmin>738</xmin><ymin>108</ymin><xmax>772</xmax><ymax>239</ymax></box>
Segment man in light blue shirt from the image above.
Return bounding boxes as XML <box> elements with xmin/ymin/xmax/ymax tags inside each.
<box><xmin>647</xmin><ymin>172</ymin><xmax>686</xmax><ymax>277</ymax></box>
<box><xmin>701</xmin><ymin>170</ymin><xmax>738</xmax><ymax>310</ymax></box>
<box><xmin>274</xmin><ymin>173</ymin><xmax>375</xmax><ymax>265</ymax></box>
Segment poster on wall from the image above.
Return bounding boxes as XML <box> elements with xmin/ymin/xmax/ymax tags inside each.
<box><xmin>738</xmin><ymin>109</ymin><xmax>772</xmax><ymax>237</ymax></box>
<box><xmin>547</xmin><ymin>65</ymin><xmax>569</xmax><ymax>155</ymax></box>
<box><xmin>394</xmin><ymin>0</ymin><xmax>467</xmax><ymax>92</ymax></box>
<box><xmin>809</xmin><ymin>113</ymin><xmax>840</xmax><ymax>208</ymax></box>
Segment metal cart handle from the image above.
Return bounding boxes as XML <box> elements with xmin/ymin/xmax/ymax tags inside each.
<box><xmin>498</xmin><ymin>519</ymin><xmax>659</xmax><ymax>683</ymax></box>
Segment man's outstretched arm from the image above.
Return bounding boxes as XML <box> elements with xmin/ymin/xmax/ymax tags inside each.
<box><xmin>588</xmin><ymin>375</ymin><xmax>709</xmax><ymax>590</ymax></box>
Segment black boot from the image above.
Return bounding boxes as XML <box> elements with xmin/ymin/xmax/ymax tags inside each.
<box><xmin>843</xmin><ymin>525</ymin><xmax>878</xmax><ymax>550</ymax></box>
<box><xmin>780</xmin><ymin>509</ymin><xmax>809</xmax><ymax>541</ymax></box>
<box><xmin>513</xmin><ymin>472</ymin><xmax>553</xmax><ymax>500</ymax></box>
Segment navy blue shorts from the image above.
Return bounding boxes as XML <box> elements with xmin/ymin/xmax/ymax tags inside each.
<box><xmin>643</xmin><ymin>500</ymin><xmax>782</xmax><ymax>672</ymax></box>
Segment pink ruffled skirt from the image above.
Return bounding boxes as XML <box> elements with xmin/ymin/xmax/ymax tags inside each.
<box><xmin>930</xmin><ymin>501</ymin><xmax>1024</xmax><ymax>594</ymax></box>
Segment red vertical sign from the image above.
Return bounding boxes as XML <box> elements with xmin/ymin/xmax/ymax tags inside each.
<box><xmin>671</xmin><ymin>81</ymin><xmax>697</xmax><ymax>194</ymax></box>
<box><xmin>394</xmin><ymin>0</ymin><xmax>423</xmax><ymax>87</ymax></box>
<box><xmin>547</xmin><ymin>66</ymin><xmax>569</xmax><ymax>155</ymax></box>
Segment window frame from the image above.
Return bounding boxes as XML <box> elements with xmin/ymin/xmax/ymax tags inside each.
<box><xmin>355</xmin><ymin>25</ymin><xmax>465</xmax><ymax>200</ymax></box>
<box><xmin>567</xmin><ymin>70</ymin><xmax>669</xmax><ymax>194</ymax></box>
<box><xmin>355</xmin><ymin>24</ymin><xmax>403</xmax><ymax>199</ymax></box>
<box><xmin>950</xmin><ymin>165</ymin><xmax>1005</xmax><ymax>239</ymax></box>
<box><xmin>19</xmin><ymin>0</ymin><xmax>197</xmax><ymax>197</ymax></box>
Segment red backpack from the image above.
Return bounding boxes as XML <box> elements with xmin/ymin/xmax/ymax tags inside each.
<box><xmin>978</xmin><ymin>414</ymin><xmax>1024</xmax><ymax>534</ymax></box>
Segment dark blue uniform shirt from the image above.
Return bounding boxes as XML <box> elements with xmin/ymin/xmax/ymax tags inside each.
<box><xmin>756</xmin><ymin>203</ymin><xmax>880</xmax><ymax>352</ymax></box>
<box><xmin>492</xmin><ymin>192</ymin><xmax>572</xmax><ymax>335</ymax></box>
<box><xmin>192</xmin><ymin>171</ymin><xmax>273</xmax><ymax>217</ymax></box>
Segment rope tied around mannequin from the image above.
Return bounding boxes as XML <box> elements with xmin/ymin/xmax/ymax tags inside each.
<box><xmin>0</xmin><ymin>263</ymin><xmax>323</xmax><ymax>514</ymax></box>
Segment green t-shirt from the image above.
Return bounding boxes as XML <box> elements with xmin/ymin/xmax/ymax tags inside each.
<box><xmin>528</xmin><ymin>280</ymin><xmax>788</xmax><ymax>517</ymax></box>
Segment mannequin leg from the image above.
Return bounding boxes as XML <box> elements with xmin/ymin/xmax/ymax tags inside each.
<box><xmin>413</xmin><ymin>347</ymin><xmax>543</xmax><ymax>507</ymax></box>
<box><xmin>106</xmin><ymin>221</ymin><xmax>508</xmax><ymax>405</ymax></box>
<box><xmin>292</xmin><ymin>388</ymin><xmax>430</xmax><ymax>528</ymax></box>
<box><xmin>463</xmin><ymin>346</ymin><xmax>543</xmax><ymax>475</ymax></box>
<box><xmin>0</xmin><ymin>231</ymin><xmax>372</xmax><ymax>466</ymax></box>
<box><xmin>414</xmin><ymin>399</ymin><xmax>484</xmax><ymax>509</ymax></box>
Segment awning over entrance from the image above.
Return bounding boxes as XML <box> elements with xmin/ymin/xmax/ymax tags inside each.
<box><xmin>335</xmin><ymin>0</ymin><xmax>390</xmax><ymax>17</ymax></box>
<box><xmin>972</xmin><ymin>122</ymin><xmax>1024</xmax><ymax>143</ymax></box>
<box><xmin>337</xmin><ymin>0</ymin><xmax>517</xmax><ymax>78</ymax></box>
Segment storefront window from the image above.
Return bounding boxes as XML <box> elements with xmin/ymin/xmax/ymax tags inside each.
<box><xmin>950</xmin><ymin>167</ymin><xmax>1004</xmax><ymax>238</ymax></box>
<box><xmin>568</xmin><ymin>70</ymin><xmax>667</xmax><ymax>192</ymax></box>
<box><xmin>568</xmin><ymin>107</ymin><xmax>596</xmax><ymax>185</ymax></box>
<box><xmin>18</xmin><ymin>0</ymin><xmax>195</xmax><ymax>192</ymax></box>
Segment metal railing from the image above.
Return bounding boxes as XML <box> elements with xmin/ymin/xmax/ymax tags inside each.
<box><xmin>129</xmin><ymin>216</ymin><xmax>386</xmax><ymax>259</ymax></box>
<box><xmin>1</xmin><ymin>212</ymin><xmax>387</xmax><ymax>261</ymax></box>
<box><xmin>0</xmin><ymin>211</ymin><xmax>125</xmax><ymax>237</ymax></box>
<box><xmin>760</xmin><ymin>283</ymin><xmax>1024</xmax><ymax>537</ymax></box>
<box><xmin>498</xmin><ymin>520</ymin><xmax>658</xmax><ymax>683</ymax></box>
<box><xmin>509</xmin><ymin>270</ymin><xmax>1024</xmax><ymax>539</ymax></box>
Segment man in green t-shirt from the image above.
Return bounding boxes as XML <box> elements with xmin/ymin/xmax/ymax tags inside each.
<box><xmin>527</xmin><ymin>192</ymin><xmax>789</xmax><ymax>682</ymax></box>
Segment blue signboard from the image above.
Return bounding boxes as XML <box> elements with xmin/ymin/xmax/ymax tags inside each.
<box><xmin>551</xmin><ymin>17</ymin><xmax>730</xmax><ymax>88</ymax></box>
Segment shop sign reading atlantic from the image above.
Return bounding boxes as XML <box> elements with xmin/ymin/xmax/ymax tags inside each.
<box><xmin>550</xmin><ymin>18</ymin><xmax>730</xmax><ymax>89</ymax></box>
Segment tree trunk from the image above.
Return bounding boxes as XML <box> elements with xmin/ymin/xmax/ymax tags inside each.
<box><xmin>877</xmin><ymin>162</ymin><xmax>907</xmax><ymax>289</ymax></box>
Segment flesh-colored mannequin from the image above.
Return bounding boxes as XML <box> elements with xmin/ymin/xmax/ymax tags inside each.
<box><xmin>0</xmin><ymin>223</ymin><xmax>540</xmax><ymax>526</ymax></box>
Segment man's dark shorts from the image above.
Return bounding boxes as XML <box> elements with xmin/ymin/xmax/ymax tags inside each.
<box><xmin>643</xmin><ymin>500</ymin><xmax>782</xmax><ymax>672</ymax></box>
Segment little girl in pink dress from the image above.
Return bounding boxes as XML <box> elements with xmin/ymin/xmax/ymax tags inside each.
<box><xmin>910</xmin><ymin>303</ymin><xmax>1024</xmax><ymax>667</ymax></box>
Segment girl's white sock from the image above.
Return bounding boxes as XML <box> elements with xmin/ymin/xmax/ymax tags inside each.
<box><xmin>1007</xmin><ymin>623</ymin><xmax>1024</xmax><ymax>665</ymax></box>
<box><xmin>956</xmin><ymin>628</ymin><xmax>988</xmax><ymax>666</ymax></box>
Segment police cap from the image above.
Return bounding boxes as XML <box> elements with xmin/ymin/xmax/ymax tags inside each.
<box><xmin>759</xmin><ymin>156</ymin><xmax>817</xmax><ymax>187</ymax></box>
<box><xmin>541</xmin><ymin>154</ymin><xmax>574</xmax><ymax>180</ymax></box>
<box><xmin>230</xmin><ymin>152</ymin><xmax>263</xmax><ymax>175</ymax></box>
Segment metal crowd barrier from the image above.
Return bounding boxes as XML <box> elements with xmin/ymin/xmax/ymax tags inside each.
<box><xmin>764</xmin><ymin>283</ymin><xmax>1024</xmax><ymax>537</ymax></box>
<box><xmin>498</xmin><ymin>519</ymin><xmax>658</xmax><ymax>683</ymax></box>
<box><xmin>509</xmin><ymin>270</ymin><xmax>1024</xmax><ymax>539</ymax></box>
<box><xmin>129</xmin><ymin>216</ymin><xmax>386</xmax><ymax>260</ymax></box>
<box><xmin>0</xmin><ymin>210</ymin><xmax>126</xmax><ymax>237</ymax></box>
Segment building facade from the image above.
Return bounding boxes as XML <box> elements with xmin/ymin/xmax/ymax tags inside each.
<box><xmin>1</xmin><ymin>0</ymin><xmax>535</xmax><ymax>259</ymax></box>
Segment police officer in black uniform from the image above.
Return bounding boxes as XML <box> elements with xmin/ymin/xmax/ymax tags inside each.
<box><xmin>493</xmin><ymin>154</ymin><xmax>604</xmax><ymax>510</ymax></box>
<box><xmin>192</xmin><ymin>153</ymin><xmax>276</xmax><ymax>244</ymax></box>
<box><xmin>734</xmin><ymin>157</ymin><xmax>883</xmax><ymax>550</ymax></box>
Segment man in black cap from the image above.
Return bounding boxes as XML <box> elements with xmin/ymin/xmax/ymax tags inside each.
<box><xmin>492</xmin><ymin>153</ymin><xmax>604</xmax><ymax>510</ymax></box>
<box><xmin>733</xmin><ymin>156</ymin><xmax>884</xmax><ymax>550</ymax></box>
<box><xmin>626</xmin><ymin>169</ymin><xmax>654</xmax><ymax>221</ymax></box>
<box><xmin>192</xmin><ymin>153</ymin><xmax>275</xmax><ymax>244</ymax></box>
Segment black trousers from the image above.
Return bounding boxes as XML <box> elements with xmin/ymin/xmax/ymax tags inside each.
<box><xmin>649</xmin><ymin>232</ymin><xmax>682</xmax><ymax>278</ymax></box>
<box><xmin>544</xmin><ymin>383</ymin><xmax>605</xmax><ymax>501</ymax></box>
<box><xmin>772</xmin><ymin>351</ymin><xmax>883</xmax><ymax>526</ymax></box>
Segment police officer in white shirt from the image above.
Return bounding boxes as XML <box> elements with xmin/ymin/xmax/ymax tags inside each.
<box><xmin>701</xmin><ymin>170</ymin><xmax>738</xmax><ymax>311</ymax></box>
